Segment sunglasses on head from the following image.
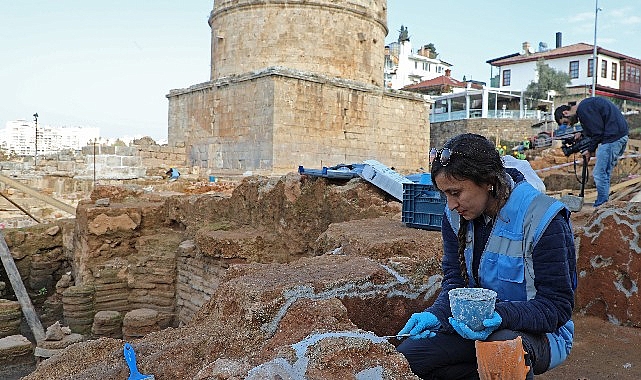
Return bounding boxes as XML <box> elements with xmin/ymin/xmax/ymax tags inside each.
<box><xmin>429</xmin><ymin>147</ymin><xmax>456</xmax><ymax>166</ymax></box>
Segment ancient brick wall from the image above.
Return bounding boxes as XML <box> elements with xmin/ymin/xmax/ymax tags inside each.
<box><xmin>175</xmin><ymin>241</ymin><xmax>228</xmax><ymax>324</ymax></box>
<box><xmin>168</xmin><ymin>68</ymin><xmax>431</xmax><ymax>175</ymax></box>
<box><xmin>1</xmin><ymin>222</ymin><xmax>75</xmax><ymax>330</ymax></box>
<box><xmin>65</xmin><ymin>195</ymin><xmax>184</xmax><ymax>332</ymax></box>
<box><xmin>209</xmin><ymin>0</ymin><xmax>387</xmax><ymax>87</ymax></box>
<box><xmin>430</xmin><ymin>118</ymin><xmax>540</xmax><ymax>149</ymax></box>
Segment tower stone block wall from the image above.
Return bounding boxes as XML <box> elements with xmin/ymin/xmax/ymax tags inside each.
<box><xmin>209</xmin><ymin>0</ymin><xmax>387</xmax><ymax>87</ymax></box>
<box><xmin>168</xmin><ymin>68</ymin><xmax>430</xmax><ymax>175</ymax></box>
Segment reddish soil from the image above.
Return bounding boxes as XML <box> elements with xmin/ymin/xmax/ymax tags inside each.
<box><xmin>538</xmin><ymin>314</ymin><xmax>641</xmax><ymax>379</ymax></box>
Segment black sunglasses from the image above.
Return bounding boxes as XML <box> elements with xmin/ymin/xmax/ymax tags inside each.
<box><xmin>429</xmin><ymin>147</ymin><xmax>456</xmax><ymax>166</ymax></box>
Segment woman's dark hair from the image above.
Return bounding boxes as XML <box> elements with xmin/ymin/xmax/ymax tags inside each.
<box><xmin>430</xmin><ymin>133</ymin><xmax>510</xmax><ymax>284</ymax></box>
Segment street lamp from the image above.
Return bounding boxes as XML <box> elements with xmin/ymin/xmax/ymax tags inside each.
<box><xmin>591</xmin><ymin>0</ymin><xmax>602</xmax><ymax>97</ymax></box>
<box><xmin>33</xmin><ymin>113</ymin><xmax>39</xmax><ymax>165</ymax></box>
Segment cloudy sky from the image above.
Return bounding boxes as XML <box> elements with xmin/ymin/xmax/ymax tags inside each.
<box><xmin>1</xmin><ymin>1</ymin><xmax>638</xmax><ymax>141</ymax></box>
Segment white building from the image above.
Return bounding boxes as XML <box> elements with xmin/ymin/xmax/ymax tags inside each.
<box><xmin>487</xmin><ymin>36</ymin><xmax>641</xmax><ymax>108</ymax></box>
<box><xmin>0</xmin><ymin>119</ymin><xmax>100</xmax><ymax>156</ymax></box>
<box><xmin>384</xmin><ymin>26</ymin><xmax>452</xmax><ymax>90</ymax></box>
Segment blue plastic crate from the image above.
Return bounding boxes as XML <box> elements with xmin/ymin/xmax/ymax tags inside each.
<box><xmin>402</xmin><ymin>182</ymin><xmax>446</xmax><ymax>231</ymax></box>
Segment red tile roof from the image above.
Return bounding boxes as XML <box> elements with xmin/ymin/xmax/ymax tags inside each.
<box><xmin>403</xmin><ymin>75</ymin><xmax>482</xmax><ymax>90</ymax></box>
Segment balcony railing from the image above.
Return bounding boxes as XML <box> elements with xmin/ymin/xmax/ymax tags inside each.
<box><xmin>430</xmin><ymin>109</ymin><xmax>544</xmax><ymax>123</ymax></box>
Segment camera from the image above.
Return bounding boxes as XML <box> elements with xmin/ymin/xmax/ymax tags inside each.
<box><xmin>560</xmin><ymin>134</ymin><xmax>593</xmax><ymax>157</ymax></box>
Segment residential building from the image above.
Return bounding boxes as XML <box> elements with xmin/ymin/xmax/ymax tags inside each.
<box><xmin>384</xmin><ymin>26</ymin><xmax>452</xmax><ymax>90</ymax></box>
<box><xmin>403</xmin><ymin>69</ymin><xmax>483</xmax><ymax>96</ymax></box>
<box><xmin>0</xmin><ymin>120</ymin><xmax>100</xmax><ymax>156</ymax></box>
<box><xmin>401</xmin><ymin>68</ymin><xmax>543</xmax><ymax>123</ymax></box>
<box><xmin>487</xmin><ymin>34</ymin><xmax>641</xmax><ymax>110</ymax></box>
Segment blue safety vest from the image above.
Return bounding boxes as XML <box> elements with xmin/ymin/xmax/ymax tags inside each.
<box><xmin>446</xmin><ymin>181</ymin><xmax>576</xmax><ymax>369</ymax></box>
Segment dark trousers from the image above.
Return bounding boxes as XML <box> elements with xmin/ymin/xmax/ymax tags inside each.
<box><xmin>397</xmin><ymin>329</ymin><xmax>550</xmax><ymax>380</ymax></box>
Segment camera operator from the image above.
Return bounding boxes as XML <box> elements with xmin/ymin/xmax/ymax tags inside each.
<box><xmin>554</xmin><ymin>97</ymin><xmax>628</xmax><ymax>207</ymax></box>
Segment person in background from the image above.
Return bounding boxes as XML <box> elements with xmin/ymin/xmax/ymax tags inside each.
<box><xmin>397</xmin><ymin>133</ymin><xmax>577</xmax><ymax>379</ymax></box>
<box><xmin>166</xmin><ymin>168</ymin><xmax>180</xmax><ymax>181</ymax></box>
<box><xmin>554</xmin><ymin>97</ymin><xmax>628</xmax><ymax>207</ymax></box>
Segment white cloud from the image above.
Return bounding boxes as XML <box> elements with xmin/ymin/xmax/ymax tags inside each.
<box><xmin>598</xmin><ymin>37</ymin><xmax>616</xmax><ymax>45</ymax></box>
<box><xmin>567</xmin><ymin>12</ymin><xmax>594</xmax><ymax>23</ymax></box>
<box><xmin>620</xmin><ymin>15</ymin><xmax>641</xmax><ymax>25</ymax></box>
<box><xmin>608</xmin><ymin>8</ymin><xmax>641</xmax><ymax>25</ymax></box>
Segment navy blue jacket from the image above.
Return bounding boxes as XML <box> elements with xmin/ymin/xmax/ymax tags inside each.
<box><xmin>427</xmin><ymin>170</ymin><xmax>576</xmax><ymax>335</ymax></box>
<box><xmin>577</xmin><ymin>97</ymin><xmax>628</xmax><ymax>152</ymax></box>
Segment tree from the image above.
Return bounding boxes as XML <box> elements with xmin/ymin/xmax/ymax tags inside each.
<box><xmin>525</xmin><ymin>59</ymin><xmax>571</xmax><ymax>102</ymax></box>
<box><xmin>425</xmin><ymin>43</ymin><xmax>438</xmax><ymax>59</ymax></box>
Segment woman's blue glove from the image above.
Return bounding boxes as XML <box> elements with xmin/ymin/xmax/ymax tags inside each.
<box><xmin>398</xmin><ymin>312</ymin><xmax>440</xmax><ymax>339</ymax></box>
<box><xmin>449</xmin><ymin>311</ymin><xmax>502</xmax><ymax>341</ymax></box>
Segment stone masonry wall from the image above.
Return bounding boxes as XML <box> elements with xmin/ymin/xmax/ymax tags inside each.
<box><xmin>168</xmin><ymin>74</ymin><xmax>275</xmax><ymax>174</ymax></box>
<box><xmin>175</xmin><ymin>240</ymin><xmax>228</xmax><ymax>324</ymax></box>
<box><xmin>209</xmin><ymin>0</ymin><xmax>387</xmax><ymax>87</ymax></box>
<box><xmin>273</xmin><ymin>75</ymin><xmax>430</xmax><ymax>173</ymax></box>
<box><xmin>430</xmin><ymin>118</ymin><xmax>541</xmax><ymax>149</ymax></box>
<box><xmin>1</xmin><ymin>221</ymin><xmax>76</xmax><ymax>332</ymax></box>
<box><xmin>167</xmin><ymin>68</ymin><xmax>431</xmax><ymax>175</ymax></box>
<box><xmin>132</xmin><ymin>144</ymin><xmax>187</xmax><ymax>174</ymax></box>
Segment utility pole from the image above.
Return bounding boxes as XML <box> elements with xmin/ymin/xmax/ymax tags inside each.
<box><xmin>33</xmin><ymin>113</ymin><xmax>39</xmax><ymax>165</ymax></box>
<box><xmin>591</xmin><ymin>0</ymin><xmax>601</xmax><ymax>97</ymax></box>
<box><xmin>93</xmin><ymin>139</ymin><xmax>97</xmax><ymax>188</ymax></box>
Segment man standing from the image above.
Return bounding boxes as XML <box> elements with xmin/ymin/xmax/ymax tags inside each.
<box><xmin>554</xmin><ymin>97</ymin><xmax>628</xmax><ymax>207</ymax></box>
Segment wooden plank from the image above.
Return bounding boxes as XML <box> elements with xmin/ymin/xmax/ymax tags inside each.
<box><xmin>583</xmin><ymin>175</ymin><xmax>641</xmax><ymax>202</ymax></box>
<box><xmin>0</xmin><ymin>173</ymin><xmax>76</xmax><ymax>216</ymax></box>
<box><xmin>612</xmin><ymin>182</ymin><xmax>641</xmax><ymax>201</ymax></box>
<box><xmin>0</xmin><ymin>191</ymin><xmax>40</xmax><ymax>223</ymax></box>
<box><xmin>0</xmin><ymin>232</ymin><xmax>45</xmax><ymax>342</ymax></box>
<box><xmin>627</xmin><ymin>138</ymin><xmax>641</xmax><ymax>151</ymax></box>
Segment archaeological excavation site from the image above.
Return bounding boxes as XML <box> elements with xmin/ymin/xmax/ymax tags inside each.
<box><xmin>2</xmin><ymin>0</ymin><xmax>641</xmax><ymax>379</ymax></box>
<box><xmin>1</xmin><ymin>139</ymin><xmax>641</xmax><ymax>379</ymax></box>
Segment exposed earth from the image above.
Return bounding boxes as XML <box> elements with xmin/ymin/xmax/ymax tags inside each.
<box><xmin>2</xmin><ymin>140</ymin><xmax>641</xmax><ymax>379</ymax></box>
<box><xmin>5</xmin><ymin>203</ymin><xmax>640</xmax><ymax>380</ymax></box>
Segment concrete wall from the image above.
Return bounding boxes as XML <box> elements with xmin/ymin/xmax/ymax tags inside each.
<box><xmin>168</xmin><ymin>68</ymin><xmax>431</xmax><ymax>175</ymax></box>
<box><xmin>209</xmin><ymin>0</ymin><xmax>387</xmax><ymax>87</ymax></box>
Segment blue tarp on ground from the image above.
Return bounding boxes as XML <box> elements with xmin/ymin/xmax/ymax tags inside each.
<box><xmin>298</xmin><ymin>160</ymin><xmax>429</xmax><ymax>202</ymax></box>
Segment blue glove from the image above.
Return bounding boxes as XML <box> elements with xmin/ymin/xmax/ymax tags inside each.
<box><xmin>449</xmin><ymin>311</ymin><xmax>502</xmax><ymax>341</ymax></box>
<box><xmin>398</xmin><ymin>312</ymin><xmax>440</xmax><ymax>339</ymax></box>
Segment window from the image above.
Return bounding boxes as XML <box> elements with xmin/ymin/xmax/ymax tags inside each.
<box><xmin>569</xmin><ymin>61</ymin><xmax>579</xmax><ymax>78</ymax></box>
<box><xmin>601</xmin><ymin>60</ymin><xmax>607</xmax><ymax>78</ymax></box>
<box><xmin>612</xmin><ymin>62</ymin><xmax>618</xmax><ymax>80</ymax></box>
<box><xmin>587</xmin><ymin>59</ymin><xmax>594</xmax><ymax>77</ymax></box>
<box><xmin>502</xmin><ymin>69</ymin><xmax>511</xmax><ymax>86</ymax></box>
<box><xmin>622</xmin><ymin>65</ymin><xmax>641</xmax><ymax>83</ymax></box>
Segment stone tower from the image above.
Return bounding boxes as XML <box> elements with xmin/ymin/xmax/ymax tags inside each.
<box><xmin>167</xmin><ymin>0</ymin><xmax>430</xmax><ymax>176</ymax></box>
<box><xmin>209</xmin><ymin>0</ymin><xmax>387</xmax><ymax>86</ymax></box>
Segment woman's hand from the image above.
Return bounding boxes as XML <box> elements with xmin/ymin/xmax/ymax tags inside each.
<box><xmin>398</xmin><ymin>312</ymin><xmax>441</xmax><ymax>339</ymax></box>
<box><xmin>449</xmin><ymin>312</ymin><xmax>502</xmax><ymax>341</ymax></box>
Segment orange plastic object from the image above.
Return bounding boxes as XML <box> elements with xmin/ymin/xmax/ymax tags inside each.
<box><xmin>475</xmin><ymin>336</ymin><xmax>530</xmax><ymax>380</ymax></box>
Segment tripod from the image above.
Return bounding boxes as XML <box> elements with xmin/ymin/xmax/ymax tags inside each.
<box><xmin>579</xmin><ymin>154</ymin><xmax>589</xmax><ymax>198</ymax></box>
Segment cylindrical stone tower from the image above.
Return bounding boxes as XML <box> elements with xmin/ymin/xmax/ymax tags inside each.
<box><xmin>208</xmin><ymin>0</ymin><xmax>388</xmax><ymax>87</ymax></box>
